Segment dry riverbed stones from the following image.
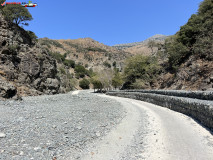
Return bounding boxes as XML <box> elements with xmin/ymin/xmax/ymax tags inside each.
<box><xmin>0</xmin><ymin>91</ymin><xmax>125</xmax><ymax>160</ymax></box>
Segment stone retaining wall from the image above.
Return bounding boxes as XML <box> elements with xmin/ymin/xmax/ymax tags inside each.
<box><xmin>107</xmin><ymin>91</ymin><xmax>213</xmax><ymax>131</ymax></box>
<box><xmin>109</xmin><ymin>90</ymin><xmax>213</xmax><ymax>100</ymax></box>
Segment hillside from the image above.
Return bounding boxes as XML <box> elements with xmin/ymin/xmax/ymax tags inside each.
<box><xmin>39</xmin><ymin>38</ymin><xmax>131</xmax><ymax>72</ymax></box>
<box><xmin>113</xmin><ymin>34</ymin><xmax>168</xmax><ymax>49</ymax></box>
<box><xmin>113</xmin><ymin>34</ymin><xmax>168</xmax><ymax>55</ymax></box>
<box><xmin>120</xmin><ymin>0</ymin><xmax>213</xmax><ymax>91</ymax></box>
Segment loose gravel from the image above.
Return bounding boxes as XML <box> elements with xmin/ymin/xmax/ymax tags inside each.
<box><xmin>0</xmin><ymin>91</ymin><xmax>125</xmax><ymax>160</ymax></box>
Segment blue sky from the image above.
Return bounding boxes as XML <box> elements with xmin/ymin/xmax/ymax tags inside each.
<box><xmin>6</xmin><ymin>0</ymin><xmax>203</xmax><ymax>45</ymax></box>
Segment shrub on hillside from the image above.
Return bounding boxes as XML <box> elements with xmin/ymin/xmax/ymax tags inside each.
<box><xmin>49</xmin><ymin>51</ymin><xmax>65</xmax><ymax>63</ymax></box>
<box><xmin>164</xmin><ymin>36</ymin><xmax>190</xmax><ymax>71</ymax></box>
<box><xmin>86</xmin><ymin>47</ymin><xmax>107</xmax><ymax>52</ymax></box>
<box><xmin>103</xmin><ymin>61</ymin><xmax>111</xmax><ymax>68</ymax></box>
<box><xmin>64</xmin><ymin>59</ymin><xmax>75</xmax><ymax>68</ymax></box>
<box><xmin>74</xmin><ymin>65</ymin><xmax>88</xmax><ymax>78</ymax></box>
<box><xmin>59</xmin><ymin>67</ymin><xmax>66</xmax><ymax>74</ymax></box>
<box><xmin>40</xmin><ymin>40</ymin><xmax>51</xmax><ymax>48</ymax></box>
<box><xmin>40</xmin><ymin>39</ymin><xmax>64</xmax><ymax>49</ymax></box>
<box><xmin>27</xmin><ymin>31</ymin><xmax>38</xmax><ymax>42</ymax></box>
<box><xmin>48</xmin><ymin>51</ymin><xmax>76</xmax><ymax>68</ymax></box>
<box><xmin>79</xmin><ymin>78</ymin><xmax>90</xmax><ymax>89</ymax></box>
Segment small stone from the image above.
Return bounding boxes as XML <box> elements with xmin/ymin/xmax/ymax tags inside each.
<box><xmin>1</xmin><ymin>150</ymin><xmax>5</xmax><ymax>153</ymax></box>
<box><xmin>0</xmin><ymin>133</ymin><xmax>6</xmax><ymax>138</ymax></box>
<box><xmin>34</xmin><ymin>147</ymin><xmax>41</xmax><ymax>152</ymax></box>
<box><xmin>77</xmin><ymin>126</ymin><xmax>82</xmax><ymax>130</ymax></box>
<box><xmin>96</xmin><ymin>132</ymin><xmax>101</xmax><ymax>137</ymax></box>
<box><xmin>64</xmin><ymin>122</ymin><xmax>67</xmax><ymax>124</ymax></box>
<box><xmin>20</xmin><ymin>151</ymin><xmax>24</xmax><ymax>155</ymax></box>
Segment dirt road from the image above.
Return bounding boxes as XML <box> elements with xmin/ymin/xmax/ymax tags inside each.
<box><xmin>82</xmin><ymin>94</ymin><xmax>213</xmax><ymax>160</ymax></box>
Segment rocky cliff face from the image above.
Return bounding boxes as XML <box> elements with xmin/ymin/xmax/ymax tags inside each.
<box><xmin>0</xmin><ymin>14</ymin><xmax>70</xmax><ymax>99</ymax></box>
<box><xmin>158</xmin><ymin>56</ymin><xmax>213</xmax><ymax>91</ymax></box>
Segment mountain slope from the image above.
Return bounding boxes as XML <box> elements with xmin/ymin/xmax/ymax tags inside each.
<box><xmin>113</xmin><ymin>34</ymin><xmax>168</xmax><ymax>55</ymax></box>
<box><xmin>39</xmin><ymin>38</ymin><xmax>131</xmax><ymax>72</ymax></box>
<box><xmin>113</xmin><ymin>34</ymin><xmax>168</xmax><ymax>49</ymax></box>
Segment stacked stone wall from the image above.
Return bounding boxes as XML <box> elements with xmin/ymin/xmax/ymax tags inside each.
<box><xmin>107</xmin><ymin>90</ymin><xmax>213</xmax><ymax>131</ymax></box>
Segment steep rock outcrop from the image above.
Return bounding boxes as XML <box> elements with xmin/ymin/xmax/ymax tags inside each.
<box><xmin>0</xmin><ymin>13</ymin><xmax>70</xmax><ymax>99</ymax></box>
<box><xmin>158</xmin><ymin>57</ymin><xmax>213</xmax><ymax>91</ymax></box>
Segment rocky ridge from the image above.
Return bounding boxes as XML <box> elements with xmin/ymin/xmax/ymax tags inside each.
<box><xmin>113</xmin><ymin>34</ymin><xmax>168</xmax><ymax>55</ymax></box>
<box><xmin>113</xmin><ymin>34</ymin><xmax>168</xmax><ymax>49</ymax></box>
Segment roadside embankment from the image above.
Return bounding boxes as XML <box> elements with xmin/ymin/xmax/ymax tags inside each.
<box><xmin>107</xmin><ymin>90</ymin><xmax>213</xmax><ymax>131</ymax></box>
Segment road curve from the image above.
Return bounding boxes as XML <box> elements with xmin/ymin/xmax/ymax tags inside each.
<box><xmin>82</xmin><ymin>94</ymin><xmax>213</xmax><ymax>160</ymax></box>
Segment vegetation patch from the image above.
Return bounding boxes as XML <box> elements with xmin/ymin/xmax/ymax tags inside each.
<box><xmin>40</xmin><ymin>39</ymin><xmax>64</xmax><ymax>49</ymax></box>
<box><xmin>79</xmin><ymin>78</ymin><xmax>90</xmax><ymax>89</ymax></box>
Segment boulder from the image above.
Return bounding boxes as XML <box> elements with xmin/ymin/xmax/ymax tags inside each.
<box><xmin>46</xmin><ymin>78</ymin><xmax>60</xmax><ymax>91</ymax></box>
<box><xmin>0</xmin><ymin>78</ymin><xmax>17</xmax><ymax>98</ymax></box>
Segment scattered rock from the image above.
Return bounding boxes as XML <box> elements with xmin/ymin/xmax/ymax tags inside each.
<box><xmin>0</xmin><ymin>91</ymin><xmax>125</xmax><ymax>159</ymax></box>
<box><xmin>0</xmin><ymin>132</ymin><xmax>6</xmax><ymax>138</ymax></box>
<box><xmin>77</xmin><ymin>126</ymin><xmax>82</xmax><ymax>130</ymax></box>
<box><xmin>96</xmin><ymin>132</ymin><xmax>101</xmax><ymax>137</ymax></box>
<box><xmin>34</xmin><ymin>147</ymin><xmax>41</xmax><ymax>152</ymax></box>
<box><xmin>20</xmin><ymin>151</ymin><xmax>24</xmax><ymax>155</ymax></box>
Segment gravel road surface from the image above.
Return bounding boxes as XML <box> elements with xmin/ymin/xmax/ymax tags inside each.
<box><xmin>0</xmin><ymin>90</ymin><xmax>213</xmax><ymax>160</ymax></box>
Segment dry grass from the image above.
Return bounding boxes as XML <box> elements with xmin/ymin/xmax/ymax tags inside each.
<box><xmin>0</xmin><ymin>70</ymin><xmax>6</xmax><ymax>76</ymax></box>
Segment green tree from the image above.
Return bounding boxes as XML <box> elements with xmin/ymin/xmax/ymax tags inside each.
<box><xmin>79</xmin><ymin>78</ymin><xmax>90</xmax><ymax>89</ymax></box>
<box><xmin>93</xmin><ymin>69</ymin><xmax>113</xmax><ymax>91</ymax></box>
<box><xmin>164</xmin><ymin>0</ymin><xmax>213</xmax><ymax>71</ymax></box>
<box><xmin>193</xmin><ymin>0</ymin><xmax>213</xmax><ymax>60</ymax></box>
<box><xmin>123</xmin><ymin>55</ymin><xmax>160</xmax><ymax>89</ymax></box>
<box><xmin>74</xmin><ymin>65</ymin><xmax>88</xmax><ymax>78</ymax></box>
<box><xmin>90</xmin><ymin>75</ymin><xmax>103</xmax><ymax>92</ymax></box>
<box><xmin>64</xmin><ymin>59</ymin><xmax>75</xmax><ymax>68</ymax></box>
<box><xmin>112</xmin><ymin>70</ymin><xmax>123</xmax><ymax>89</ymax></box>
<box><xmin>2</xmin><ymin>4</ymin><xmax>32</xmax><ymax>25</ymax></box>
<box><xmin>165</xmin><ymin>35</ymin><xmax>190</xmax><ymax>70</ymax></box>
